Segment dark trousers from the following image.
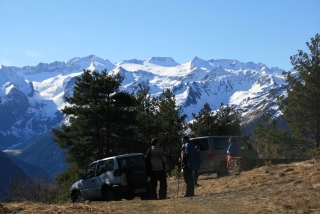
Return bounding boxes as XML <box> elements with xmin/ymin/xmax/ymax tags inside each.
<box><xmin>193</xmin><ymin>170</ymin><xmax>199</xmax><ymax>184</ymax></box>
<box><xmin>150</xmin><ymin>169</ymin><xmax>167</xmax><ymax>200</ymax></box>
<box><xmin>193</xmin><ymin>164</ymin><xmax>200</xmax><ymax>184</ymax></box>
<box><xmin>183</xmin><ymin>167</ymin><xmax>194</xmax><ymax>196</ymax></box>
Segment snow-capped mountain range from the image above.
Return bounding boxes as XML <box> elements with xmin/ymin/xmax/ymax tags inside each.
<box><xmin>0</xmin><ymin>55</ymin><xmax>290</xmax><ymax>150</ymax></box>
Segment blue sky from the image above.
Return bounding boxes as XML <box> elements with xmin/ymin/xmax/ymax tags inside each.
<box><xmin>1</xmin><ymin>0</ymin><xmax>319</xmax><ymax>70</ymax></box>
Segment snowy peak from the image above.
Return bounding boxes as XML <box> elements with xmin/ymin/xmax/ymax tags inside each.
<box><xmin>66</xmin><ymin>54</ymin><xmax>97</xmax><ymax>67</ymax></box>
<box><xmin>190</xmin><ymin>56</ymin><xmax>210</xmax><ymax>69</ymax></box>
<box><xmin>117</xmin><ymin>59</ymin><xmax>144</xmax><ymax>66</ymax></box>
<box><xmin>146</xmin><ymin>57</ymin><xmax>179</xmax><ymax>67</ymax></box>
<box><xmin>0</xmin><ymin>67</ymin><xmax>32</xmax><ymax>100</ymax></box>
<box><xmin>66</xmin><ymin>55</ymin><xmax>115</xmax><ymax>72</ymax></box>
<box><xmin>0</xmin><ymin>54</ymin><xmax>289</xmax><ymax>150</ymax></box>
<box><xmin>117</xmin><ymin>57</ymin><xmax>179</xmax><ymax>67</ymax></box>
<box><xmin>24</xmin><ymin>61</ymin><xmax>67</xmax><ymax>75</ymax></box>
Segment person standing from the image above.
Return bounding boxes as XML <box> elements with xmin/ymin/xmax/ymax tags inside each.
<box><xmin>180</xmin><ymin>136</ymin><xmax>202</xmax><ymax>197</ymax></box>
<box><xmin>226</xmin><ymin>137</ymin><xmax>240</xmax><ymax>171</ymax></box>
<box><xmin>193</xmin><ymin>145</ymin><xmax>201</xmax><ymax>186</ymax></box>
<box><xmin>145</xmin><ymin>138</ymin><xmax>167</xmax><ymax>200</ymax></box>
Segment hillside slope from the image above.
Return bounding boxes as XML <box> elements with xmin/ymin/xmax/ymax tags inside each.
<box><xmin>1</xmin><ymin>159</ymin><xmax>320</xmax><ymax>213</ymax></box>
<box><xmin>16</xmin><ymin>131</ymin><xmax>69</xmax><ymax>178</ymax></box>
<box><xmin>0</xmin><ymin>151</ymin><xmax>28</xmax><ymax>201</ymax></box>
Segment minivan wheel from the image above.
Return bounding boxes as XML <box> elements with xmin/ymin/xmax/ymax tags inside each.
<box><xmin>103</xmin><ymin>189</ymin><xmax>120</xmax><ymax>201</ymax></box>
<box><xmin>71</xmin><ymin>191</ymin><xmax>82</xmax><ymax>203</ymax></box>
<box><xmin>139</xmin><ymin>193</ymin><xmax>149</xmax><ymax>200</ymax></box>
<box><xmin>125</xmin><ymin>194</ymin><xmax>135</xmax><ymax>200</ymax></box>
<box><xmin>103</xmin><ymin>189</ymin><xmax>114</xmax><ymax>201</ymax></box>
<box><xmin>217</xmin><ymin>162</ymin><xmax>228</xmax><ymax>178</ymax></box>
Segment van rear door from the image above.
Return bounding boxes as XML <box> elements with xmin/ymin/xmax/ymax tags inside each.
<box><xmin>211</xmin><ymin>137</ymin><xmax>230</xmax><ymax>171</ymax></box>
<box><xmin>236</xmin><ymin>138</ymin><xmax>259</xmax><ymax>158</ymax></box>
<box><xmin>190</xmin><ymin>138</ymin><xmax>212</xmax><ymax>173</ymax></box>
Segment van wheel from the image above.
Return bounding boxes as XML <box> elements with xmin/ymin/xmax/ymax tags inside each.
<box><xmin>103</xmin><ymin>189</ymin><xmax>120</xmax><ymax>201</ymax></box>
<box><xmin>103</xmin><ymin>189</ymin><xmax>113</xmax><ymax>201</ymax></box>
<box><xmin>125</xmin><ymin>194</ymin><xmax>135</xmax><ymax>200</ymax></box>
<box><xmin>217</xmin><ymin>162</ymin><xmax>228</xmax><ymax>178</ymax></box>
<box><xmin>71</xmin><ymin>190</ymin><xmax>84</xmax><ymax>203</ymax></box>
<box><xmin>140</xmin><ymin>193</ymin><xmax>149</xmax><ymax>200</ymax></box>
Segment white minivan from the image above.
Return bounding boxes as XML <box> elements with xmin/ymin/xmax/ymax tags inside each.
<box><xmin>190</xmin><ymin>136</ymin><xmax>259</xmax><ymax>177</ymax></box>
<box><xmin>70</xmin><ymin>153</ymin><xmax>148</xmax><ymax>202</ymax></box>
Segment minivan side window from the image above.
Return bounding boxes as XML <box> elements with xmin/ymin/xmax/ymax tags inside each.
<box><xmin>190</xmin><ymin>138</ymin><xmax>209</xmax><ymax>151</ymax></box>
<box><xmin>96</xmin><ymin>159</ymin><xmax>114</xmax><ymax>176</ymax></box>
<box><xmin>237</xmin><ymin>138</ymin><xmax>249</xmax><ymax>150</ymax></box>
<box><xmin>84</xmin><ymin>162</ymin><xmax>97</xmax><ymax>179</ymax></box>
<box><xmin>214</xmin><ymin>138</ymin><xmax>229</xmax><ymax>150</ymax></box>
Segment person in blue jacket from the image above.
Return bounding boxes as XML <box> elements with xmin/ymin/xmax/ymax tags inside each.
<box><xmin>180</xmin><ymin>136</ymin><xmax>202</xmax><ymax>197</ymax></box>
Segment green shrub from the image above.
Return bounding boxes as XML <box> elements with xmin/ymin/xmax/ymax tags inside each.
<box><xmin>306</xmin><ymin>148</ymin><xmax>320</xmax><ymax>159</ymax></box>
<box><xmin>6</xmin><ymin>174</ymin><xmax>60</xmax><ymax>203</ymax></box>
<box><xmin>170</xmin><ymin>166</ymin><xmax>182</xmax><ymax>179</ymax></box>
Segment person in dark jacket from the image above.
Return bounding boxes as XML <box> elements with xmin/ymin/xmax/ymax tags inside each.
<box><xmin>180</xmin><ymin>136</ymin><xmax>202</xmax><ymax>197</ymax></box>
<box><xmin>145</xmin><ymin>138</ymin><xmax>167</xmax><ymax>200</ymax></box>
<box><xmin>193</xmin><ymin>145</ymin><xmax>201</xmax><ymax>186</ymax></box>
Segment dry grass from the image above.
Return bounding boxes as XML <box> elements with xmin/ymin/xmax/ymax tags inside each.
<box><xmin>1</xmin><ymin>159</ymin><xmax>320</xmax><ymax>213</ymax></box>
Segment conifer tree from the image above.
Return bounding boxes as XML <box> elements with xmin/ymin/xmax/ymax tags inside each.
<box><xmin>155</xmin><ymin>89</ymin><xmax>187</xmax><ymax>151</ymax></box>
<box><xmin>250</xmin><ymin>113</ymin><xmax>294</xmax><ymax>158</ymax></box>
<box><xmin>215</xmin><ymin>103</ymin><xmax>241</xmax><ymax>136</ymax></box>
<box><xmin>279</xmin><ymin>34</ymin><xmax>320</xmax><ymax>149</ymax></box>
<box><xmin>154</xmin><ymin>89</ymin><xmax>187</xmax><ymax>172</ymax></box>
<box><xmin>52</xmin><ymin>69</ymin><xmax>137</xmax><ymax>168</ymax></box>
<box><xmin>132</xmin><ymin>84</ymin><xmax>159</xmax><ymax>152</ymax></box>
<box><xmin>188</xmin><ymin>103</ymin><xmax>217</xmax><ymax>136</ymax></box>
<box><xmin>189</xmin><ymin>103</ymin><xmax>241</xmax><ymax>136</ymax></box>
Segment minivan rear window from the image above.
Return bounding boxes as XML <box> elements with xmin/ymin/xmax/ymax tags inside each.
<box><xmin>117</xmin><ymin>155</ymin><xmax>145</xmax><ymax>170</ymax></box>
<box><xmin>190</xmin><ymin>138</ymin><xmax>209</xmax><ymax>151</ymax></box>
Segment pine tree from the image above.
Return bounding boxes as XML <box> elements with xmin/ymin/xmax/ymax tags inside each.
<box><xmin>154</xmin><ymin>89</ymin><xmax>187</xmax><ymax>172</ymax></box>
<box><xmin>155</xmin><ymin>89</ymin><xmax>187</xmax><ymax>151</ymax></box>
<box><xmin>188</xmin><ymin>103</ymin><xmax>217</xmax><ymax>136</ymax></box>
<box><xmin>189</xmin><ymin>103</ymin><xmax>241</xmax><ymax>136</ymax></box>
<box><xmin>215</xmin><ymin>103</ymin><xmax>241</xmax><ymax>136</ymax></box>
<box><xmin>52</xmin><ymin>70</ymin><xmax>137</xmax><ymax>168</ymax></box>
<box><xmin>279</xmin><ymin>34</ymin><xmax>320</xmax><ymax>149</ymax></box>
<box><xmin>132</xmin><ymin>84</ymin><xmax>159</xmax><ymax>152</ymax></box>
<box><xmin>250</xmin><ymin>113</ymin><xmax>294</xmax><ymax>158</ymax></box>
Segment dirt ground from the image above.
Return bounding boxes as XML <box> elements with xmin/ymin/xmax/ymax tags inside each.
<box><xmin>1</xmin><ymin>159</ymin><xmax>320</xmax><ymax>214</ymax></box>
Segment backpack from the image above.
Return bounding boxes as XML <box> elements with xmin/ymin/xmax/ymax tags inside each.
<box><xmin>185</xmin><ymin>141</ymin><xmax>202</xmax><ymax>171</ymax></box>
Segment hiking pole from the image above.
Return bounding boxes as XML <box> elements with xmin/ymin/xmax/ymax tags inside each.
<box><xmin>177</xmin><ymin>159</ymin><xmax>182</xmax><ymax>198</ymax></box>
<box><xmin>177</xmin><ymin>168</ymin><xmax>180</xmax><ymax>198</ymax></box>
